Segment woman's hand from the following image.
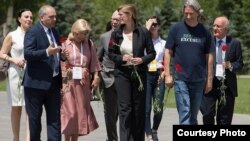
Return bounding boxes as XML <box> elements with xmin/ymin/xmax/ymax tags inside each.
<box><xmin>122</xmin><ymin>54</ymin><xmax>132</xmax><ymax>62</ymax></box>
<box><xmin>91</xmin><ymin>76</ymin><xmax>100</xmax><ymax>90</ymax></box>
<box><xmin>130</xmin><ymin>57</ymin><xmax>143</xmax><ymax>65</ymax></box>
<box><xmin>12</xmin><ymin>58</ymin><xmax>26</xmax><ymax>69</ymax></box>
<box><xmin>60</xmin><ymin>47</ymin><xmax>69</xmax><ymax>60</ymax></box>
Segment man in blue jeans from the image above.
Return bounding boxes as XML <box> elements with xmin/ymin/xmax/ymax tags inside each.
<box><xmin>164</xmin><ymin>0</ymin><xmax>214</xmax><ymax>124</ymax></box>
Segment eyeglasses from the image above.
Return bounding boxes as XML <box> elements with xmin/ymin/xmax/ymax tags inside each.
<box><xmin>152</xmin><ymin>23</ymin><xmax>158</xmax><ymax>27</ymax></box>
<box><xmin>112</xmin><ymin>18</ymin><xmax>120</xmax><ymax>22</ymax></box>
<box><xmin>212</xmin><ymin>24</ymin><xmax>225</xmax><ymax>29</ymax></box>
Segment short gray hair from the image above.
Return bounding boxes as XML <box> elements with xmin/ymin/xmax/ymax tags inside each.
<box><xmin>38</xmin><ymin>5</ymin><xmax>54</xmax><ymax>17</ymax></box>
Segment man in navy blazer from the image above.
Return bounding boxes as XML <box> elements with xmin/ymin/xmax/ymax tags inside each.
<box><xmin>23</xmin><ymin>5</ymin><xmax>67</xmax><ymax>141</ymax></box>
<box><xmin>200</xmin><ymin>16</ymin><xmax>244</xmax><ymax>125</ymax></box>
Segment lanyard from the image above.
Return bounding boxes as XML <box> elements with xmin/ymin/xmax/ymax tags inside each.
<box><xmin>73</xmin><ymin>42</ymin><xmax>83</xmax><ymax>66</ymax></box>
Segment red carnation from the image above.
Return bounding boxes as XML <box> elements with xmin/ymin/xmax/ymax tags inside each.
<box><xmin>109</xmin><ymin>38</ymin><xmax>120</xmax><ymax>48</ymax></box>
<box><xmin>175</xmin><ymin>64</ymin><xmax>182</xmax><ymax>73</ymax></box>
<box><xmin>59</xmin><ymin>37</ymin><xmax>67</xmax><ymax>43</ymax></box>
<box><xmin>222</xmin><ymin>44</ymin><xmax>228</xmax><ymax>51</ymax></box>
<box><xmin>109</xmin><ymin>38</ymin><xmax>115</xmax><ymax>46</ymax></box>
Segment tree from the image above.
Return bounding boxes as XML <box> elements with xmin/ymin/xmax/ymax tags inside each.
<box><xmin>217</xmin><ymin>0</ymin><xmax>250</xmax><ymax>73</ymax></box>
<box><xmin>158</xmin><ymin>0</ymin><xmax>179</xmax><ymax>39</ymax></box>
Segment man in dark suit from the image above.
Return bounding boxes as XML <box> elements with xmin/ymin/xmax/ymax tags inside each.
<box><xmin>23</xmin><ymin>5</ymin><xmax>67</xmax><ymax>141</ymax></box>
<box><xmin>200</xmin><ymin>16</ymin><xmax>244</xmax><ymax>125</ymax></box>
<box><xmin>97</xmin><ymin>10</ymin><xmax>120</xmax><ymax>141</ymax></box>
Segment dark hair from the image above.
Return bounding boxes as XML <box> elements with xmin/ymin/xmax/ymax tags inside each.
<box><xmin>16</xmin><ymin>8</ymin><xmax>31</xmax><ymax>26</ymax></box>
<box><xmin>147</xmin><ymin>16</ymin><xmax>161</xmax><ymax>25</ymax></box>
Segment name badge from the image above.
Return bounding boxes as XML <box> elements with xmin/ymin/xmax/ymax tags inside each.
<box><xmin>148</xmin><ymin>60</ymin><xmax>157</xmax><ymax>72</ymax></box>
<box><xmin>73</xmin><ymin>67</ymin><xmax>82</xmax><ymax>79</ymax></box>
<box><xmin>215</xmin><ymin>64</ymin><xmax>224</xmax><ymax>77</ymax></box>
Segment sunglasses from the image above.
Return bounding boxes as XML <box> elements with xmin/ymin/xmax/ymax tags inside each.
<box><xmin>152</xmin><ymin>23</ymin><xmax>158</xmax><ymax>27</ymax></box>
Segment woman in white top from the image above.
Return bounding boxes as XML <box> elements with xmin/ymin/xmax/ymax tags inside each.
<box><xmin>145</xmin><ymin>16</ymin><xmax>166</xmax><ymax>141</ymax></box>
<box><xmin>0</xmin><ymin>8</ymin><xmax>33</xmax><ymax>141</ymax></box>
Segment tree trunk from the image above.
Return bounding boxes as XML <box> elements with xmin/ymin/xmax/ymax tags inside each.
<box><xmin>2</xmin><ymin>0</ymin><xmax>14</xmax><ymax>37</ymax></box>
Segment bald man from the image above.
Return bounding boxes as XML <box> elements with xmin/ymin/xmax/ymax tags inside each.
<box><xmin>97</xmin><ymin>10</ymin><xmax>120</xmax><ymax>141</ymax></box>
<box><xmin>200</xmin><ymin>16</ymin><xmax>244</xmax><ymax>125</ymax></box>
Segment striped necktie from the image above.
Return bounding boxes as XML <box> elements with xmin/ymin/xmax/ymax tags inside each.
<box><xmin>217</xmin><ymin>40</ymin><xmax>223</xmax><ymax>64</ymax></box>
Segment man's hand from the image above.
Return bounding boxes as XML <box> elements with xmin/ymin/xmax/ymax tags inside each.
<box><xmin>47</xmin><ymin>44</ymin><xmax>61</xmax><ymax>56</ymax></box>
<box><xmin>60</xmin><ymin>46</ymin><xmax>69</xmax><ymax>60</ymax></box>
<box><xmin>204</xmin><ymin>79</ymin><xmax>212</xmax><ymax>94</ymax></box>
<box><xmin>224</xmin><ymin>61</ymin><xmax>232</xmax><ymax>70</ymax></box>
<box><xmin>165</xmin><ymin>75</ymin><xmax>173</xmax><ymax>89</ymax></box>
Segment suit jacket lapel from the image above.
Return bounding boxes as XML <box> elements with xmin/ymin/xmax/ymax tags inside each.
<box><xmin>213</xmin><ymin>38</ymin><xmax>217</xmax><ymax>67</ymax></box>
<box><xmin>225</xmin><ymin>36</ymin><xmax>232</xmax><ymax>61</ymax></box>
<box><xmin>38</xmin><ymin>23</ymin><xmax>50</xmax><ymax>46</ymax></box>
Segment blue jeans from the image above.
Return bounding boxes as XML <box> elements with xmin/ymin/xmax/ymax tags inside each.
<box><xmin>145</xmin><ymin>71</ymin><xmax>166</xmax><ymax>135</ymax></box>
<box><xmin>174</xmin><ymin>80</ymin><xmax>204</xmax><ymax>125</ymax></box>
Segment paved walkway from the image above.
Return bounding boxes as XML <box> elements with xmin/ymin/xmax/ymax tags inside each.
<box><xmin>0</xmin><ymin>91</ymin><xmax>250</xmax><ymax>141</ymax></box>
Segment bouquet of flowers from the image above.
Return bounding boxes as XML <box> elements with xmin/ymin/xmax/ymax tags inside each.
<box><xmin>218</xmin><ymin>44</ymin><xmax>228</xmax><ymax>106</ymax></box>
<box><xmin>131</xmin><ymin>65</ymin><xmax>144</xmax><ymax>91</ymax></box>
<box><xmin>153</xmin><ymin>74</ymin><xmax>164</xmax><ymax>113</ymax></box>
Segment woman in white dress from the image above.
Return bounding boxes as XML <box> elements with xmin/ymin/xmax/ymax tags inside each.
<box><xmin>0</xmin><ymin>9</ymin><xmax>33</xmax><ymax>141</ymax></box>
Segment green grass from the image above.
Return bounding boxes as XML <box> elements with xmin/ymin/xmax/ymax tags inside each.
<box><xmin>1</xmin><ymin>77</ymin><xmax>250</xmax><ymax>114</ymax></box>
<box><xmin>164</xmin><ymin>77</ymin><xmax>250</xmax><ymax>115</ymax></box>
<box><xmin>0</xmin><ymin>80</ymin><xmax>6</xmax><ymax>90</ymax></box>
<box><xmin>234</xmin><ymin>78</ymin><xmax>250</xmax><ymax>114</ymax></box>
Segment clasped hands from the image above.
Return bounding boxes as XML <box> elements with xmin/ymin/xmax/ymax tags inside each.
<box><xmin>123</xmin><ymin>54</ymin><xmax>143</xmax><ymax>65</ymax></box>
<box><xmin>223</xmin><ymin>61</ymin><xmax>232</xmax><ymax>70</ymax></box>
<box><xmin>47</xmin><ymin>44</ymin><xmax>69</xmax><ymax>59</ymax></box>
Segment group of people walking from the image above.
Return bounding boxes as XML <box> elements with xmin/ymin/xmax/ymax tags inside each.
<box><xmin>0</xmin><ymin>0</ymin><xmax>244</xmax><ymax>141</ymax></box>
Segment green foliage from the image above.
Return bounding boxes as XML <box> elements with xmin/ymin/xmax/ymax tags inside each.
<box><xmin>0</xmin><ymin>81</ymin><xmax>6</xmax><ymax>91</ymax></box>
<box><xmin>0</xmin><ymin>0</ymin><xmax>250</xmax><ymax>74</ymax></box>
<box><xmin>235</xmin><ymin>77</ymin><xmax>250</xmax><ymax>114</ymax></box>
<box><xmin>158</xmin><ymin>0</ymin><xmax>179</xmax><ymax>39</ymax></box>
<box><xmin>165</xmin><ymin>77</ymin><xmax>250</xmax><ymax>114</ymax></box>
<box><xmin>52</xmin><ymin>0</ymin><xmax>78</xmax><ymax>37</ymax></box>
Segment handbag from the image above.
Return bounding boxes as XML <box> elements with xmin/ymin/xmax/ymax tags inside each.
<box><xmin>0</xmin><ymin>59</ymin><xmax>9</xmax><ymax>81</ymax></box>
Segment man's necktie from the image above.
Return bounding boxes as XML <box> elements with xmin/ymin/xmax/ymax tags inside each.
<box><xmin>217</xmin><ymin>40</ymin><xmax>223</xmax><ymax>64</ymax></box>
<box><xmin>48</xmin><ymin>29</ymin><xmax>59</xmax><ymax>75</ymax></box>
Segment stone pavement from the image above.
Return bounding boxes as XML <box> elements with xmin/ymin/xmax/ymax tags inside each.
<box><xmin>0</xmin><ymin>91</ymin><xmax>250</xmax><ymax>141</ymax></box>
